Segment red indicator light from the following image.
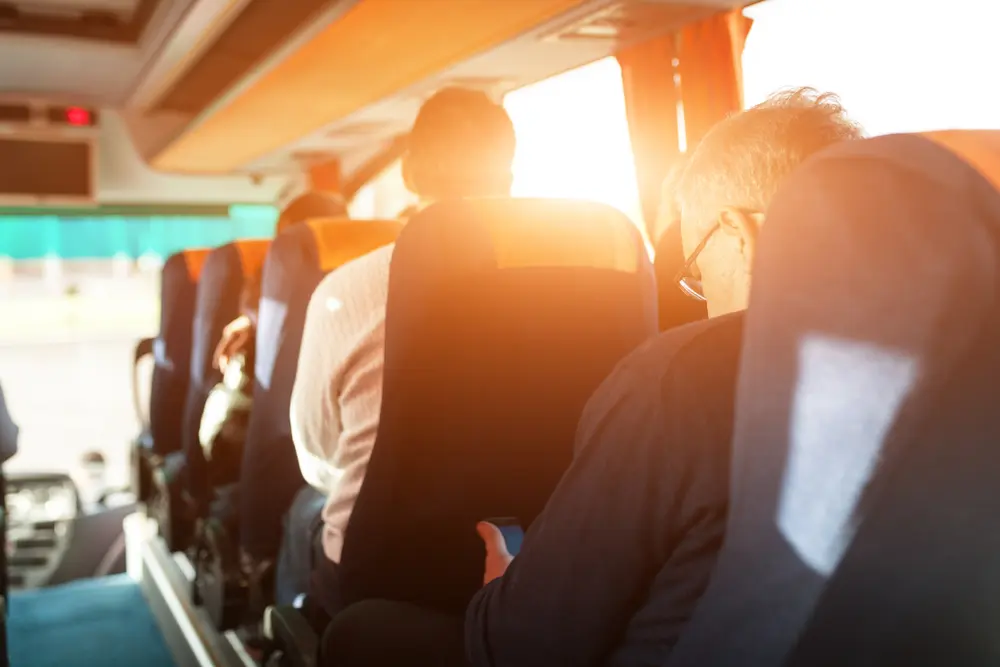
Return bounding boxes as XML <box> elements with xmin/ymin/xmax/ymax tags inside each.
<box><xmin>66</xmin><ymin>107</ymin><xmax>91</xmax><ymax>127</ymax></box>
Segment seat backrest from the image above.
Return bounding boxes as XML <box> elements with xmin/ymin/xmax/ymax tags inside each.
<box><xmin>653</xmin><ymin>222</ymin><xmax>707</xmax><ymax>331</ymax></box>
<box><xmin>149</xmin><ymin>248</ymin><xmax>208</xmax><ymax>457</ymax></box>
<box><xmin>665</xmin><ymin>132</ymin><xmax>1000</xmax><ymax>667</ymax></box>
<box><xmin>339</xmin><ymin>198</ymin><xmax>658</xmax><ymax>615</ymax></box>
<box><xmin>783</xmin><ymin>130</ymin><xmax>1000</xmax><ymax>667</ymax></box>
<box><xmin>181</xmin><ymin>240</ymin><xmax>269</xmax><ymax>506</ymax></box>
<box><xmin>238</xmin><ymin>218</ymin><xmax>401</xmax><ymax>560</ymax></box>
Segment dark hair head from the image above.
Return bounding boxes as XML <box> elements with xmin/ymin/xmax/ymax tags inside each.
<box><xmin>276</xmin><ymin>191</ymin><xmax>347</xmax><ymax>234</ymax></box>
<box><xmin>677</xmin><ymin>87</ymin><xmax>865</xmax><ymax>230</ymax></box>
<box><xmin>403</xmin><ymin>87</ymin><xmax>516</xmax><ymax>200</ymax></box>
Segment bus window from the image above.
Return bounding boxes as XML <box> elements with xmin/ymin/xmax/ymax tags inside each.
<box><xmin>0</xmin><ymin>207</ymin><xmax>276</xmax><ymax>483</ymax></box>
<box><xmin>503</xmin><ymin>57</ymin><xmax>650</xmax><ymax>254</ymax></box>
<box><xmin>350</xmin><ymin>62</ymin><xmax>647</xmax><ymax>250</ymax></box>
<box><xmin>348</xmin><ymin>159</ymin><xmax>419</xmax><ymax>220</ymax></box>
<box><xmin>742</xmin><ymin>0</ymin><xmax>1000</xmax><ymax>133</ymax></box>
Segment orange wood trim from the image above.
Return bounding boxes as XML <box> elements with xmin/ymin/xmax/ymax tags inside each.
<box><xmin>153</xmin><ymin>0</ymin><xmax>587</xmax><ymax>173</ymax></box>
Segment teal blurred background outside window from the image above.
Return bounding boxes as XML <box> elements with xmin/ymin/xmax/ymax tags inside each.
<box><xmin>0</xmin><ymin>204</ymin><xmax>277</xmax><ymax>260</ymax></box>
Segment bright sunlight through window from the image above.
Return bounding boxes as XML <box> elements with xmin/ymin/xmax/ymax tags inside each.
<box><xmin>352</xmin><ymin>57</ymin><xmax>647</xmax><ymax>248</ymax></box>
<box><xmin>742</xmin><ymin>0</ymin><xmax>1000</xmax><ymax>134</ymax></box>
<box><xmin>504</xmin><ymin>58</ymin><xmax>646</xmax><ymax>244</ymax></box>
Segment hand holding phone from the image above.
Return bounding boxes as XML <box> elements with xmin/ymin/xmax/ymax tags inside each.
<box><xmin>483</xmin><ymin>517</ymin><xmax>524</xmax><ymax>556</ymax></box>
<box><xmin>477</xmin><ymin>517</ymin><xmax>523</xmax><ymax>586</ymax></box>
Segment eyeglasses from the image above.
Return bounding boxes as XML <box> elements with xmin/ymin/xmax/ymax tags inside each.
<box><xmin>674</xmin><ymin>222</ymin><xmax>719</xmax><ymax>302</ymax></box>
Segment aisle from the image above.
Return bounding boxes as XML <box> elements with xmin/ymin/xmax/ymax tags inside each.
<box><xmin>8</xmin><ymin>574</ymin><xmax>174</xmax><ymax>667</ymax></box>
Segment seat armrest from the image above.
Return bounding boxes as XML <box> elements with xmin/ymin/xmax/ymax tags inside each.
<box><xmin>264</xmin><ymin>605</ymin><xmax>318</xmax><ymax>667</ymax></box>
<box><xmin>134</xmin><ymin>337</ymin><xmax>155</xmax><ymax>364</ymax></box>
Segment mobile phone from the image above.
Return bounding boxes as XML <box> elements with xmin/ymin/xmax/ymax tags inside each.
<box><xmin>483</xmin><ymin>516</ymin><xmax>524</xmax><ymax>556</ymax></box>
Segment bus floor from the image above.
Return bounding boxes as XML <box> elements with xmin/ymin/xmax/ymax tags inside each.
<box><xmin>9</xmin><ymin>573</ymin><xmax>174</xmax><ymax>667</ymax></box>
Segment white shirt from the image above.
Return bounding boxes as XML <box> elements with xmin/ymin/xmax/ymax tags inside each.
<box><xmin>289</xmin><ymin>243</ymin><xmax>392</xmax><ymax>563</ymax></box>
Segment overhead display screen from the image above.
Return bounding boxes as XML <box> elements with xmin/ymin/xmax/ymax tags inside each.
<box><xmin>0</xmin><ymin>138</ymin><xmax>93</xmax><ymax>200</ymax></box>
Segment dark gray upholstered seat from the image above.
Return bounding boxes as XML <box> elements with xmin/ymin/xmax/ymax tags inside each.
<box><xmin>238</xmin><ymin>218</ymin><xmax>400</xmax><ymax>561</ymax></box>
<box><xmin>666</xmin><ymin>131</ymin><xmax>1000</xmax><ymax>667</ymax></box>
<box><xmin>339</xmin><ymin>198</ymin><xmax>659</xmax><ymax>616</ymax></box>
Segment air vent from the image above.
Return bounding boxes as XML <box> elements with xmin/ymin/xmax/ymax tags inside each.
<box><xmin>0</xmin><ymin>0</ymin><xmax>154</xmax><ymax>42</ymax></box>
<box><xmin>15</xmin><ymin>536</ymin><xmax>57</xmax><ymax>550</ymax></box>
<box><xmin>10</xmin><ymin>554</ymin><xmax>49</xmax><ymax>568</ymax></box>
<box><xmin>6</xmin><ymin>519</ymin><xmax>68</xmax><ymax>590</ymax></box>
<box><xmin>0</xmin><ymin>103</ymin><xmax>30</xmax><ymax>123</ymax></box>
<box><xmin>544</xmin><ymin>1</ymin><xmax>715</xmax><ymax>44</ymax></box>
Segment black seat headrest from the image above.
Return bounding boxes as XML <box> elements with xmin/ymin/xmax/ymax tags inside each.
<box><xmin>181</xmin><ymin>239</ymin><xmax>269</xmax><ymax>503</ymax></box>
<box><xmin>252</xmin><ymin>218</ymin><xmax>401</xmax><ymax>391</ymax></box>
<box><xmin>149</xmin><ymin>248</ymin><xmax>208</xmax><ymax>457</ymax></box>
<box><xmin>339</xmin><ymin>197</ymin><xmax>658</xmax><ymax>614</ymax></box>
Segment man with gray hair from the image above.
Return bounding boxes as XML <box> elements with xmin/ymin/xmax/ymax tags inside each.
<box><xmin>319</xmin><ymin>88</ymin><xmax>864</xmax><ymax>667</ymax></box>
<box><xmin>674</xmin><ymin>88</ymin><xmax>863</xmax><ymax>316</ymax></box>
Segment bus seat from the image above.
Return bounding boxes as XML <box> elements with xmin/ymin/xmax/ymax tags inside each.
<box><xmin>160</xmin><ymin>240</ymin><xmax>267</xmax><ymax>551</ymax></box>
<box><xmin>182</xmin><ymin>240</ymin><xmax>270</xmax><ymax>505</ymax></box>
<box><xmin>196</xmin><ymin>219</ymin><xmax>400</xmax><ymax>630</ymax></box>
<box><xmin>783</xmin><ymin>130</ymin><xmax>1000</xmax><ymax>667</ymax></box>
<box><xmin>338</xmin><ymin>198</ymin><xmax>658</xmax><ymax>616</ymax></box>
<box><xmin>133</xmin><ymin>249</ymin><xmax>207</xmax><ymax>508</ymax></box>
<box><xmin>239</xmin><ymin>219</ymin><xmax>401</xmax><ymax>561</ymax></box>
<box><xmin>150</xmin><ymin>249</ymin><xmax>209</xmax><ymax>457</ymax></box>
<box><xmin>665</xmin><ymin>132</ymin><xmax>1000</xmax><ymax>667</ymax></box>
<box><xmin>654</xmin><ymin>222</ymin><xmax>707</xmax><ymax>331</ymax></box>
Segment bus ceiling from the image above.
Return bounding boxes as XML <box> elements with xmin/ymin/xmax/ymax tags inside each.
<box><xmin>119</xmin><ymin>0</ymin><xmax>756</xmax><ymax>175</ymax></box>
<box><xmin>0</xmin><ymin>0</ymin><xmax>754</xmax><ymax>207</ymax></box>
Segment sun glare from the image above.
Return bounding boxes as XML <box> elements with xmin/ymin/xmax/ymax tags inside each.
<box><xmin>355</xmin><ymin>0</ymin><xmax>1000</xmax><ymax>244</ymax></box>
<box><xmin>742</xmin><ymin>0</ymin><xmax>1000</xmax><ymax>134</ymax></box>
<box><xmin>351</xmin><ymin>57</ymin><xmax>649</xmax><ymax>246</ymax></box>
<box><xmin>504</xmin><ymin>58</ymin><xmax>647</xmax><ymax>243</ymax></box>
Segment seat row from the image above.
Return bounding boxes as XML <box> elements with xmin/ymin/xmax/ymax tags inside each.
<box><xmin>133</xmin><ymin>196</ymin><xmax>697</xmax><ymax>629</ymax></box>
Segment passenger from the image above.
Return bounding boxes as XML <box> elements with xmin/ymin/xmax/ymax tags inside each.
<box><xmin>282</xmin><ymin>87</ymin><xmax>516</xmax><ymax>619</ymax></box>
<box><xmin>319</xmin><ymin>88</ymin><xmax>863</xmax><ymax>667</ymax></box>
<box><xmin>198</xmin><ymin>270</ymin><xmax>260</xmax><ymax>484</ymax></box>
<box><xmin>212</xmin><ymin>191</ymin><xmax>347</xmax><ymax>373</ymax></box>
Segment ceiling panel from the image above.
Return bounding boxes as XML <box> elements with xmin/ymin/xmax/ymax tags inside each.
<box><xmin>154</xmin><ymin>0</ymin><xmax>336</xmax><ymax>114</ymax></box>
<box><xmin>152</xmin><ymin>0</ymin><xmax>592</xmax><ymax>173</ymax></box>
<box><xmin>0</xmin><ymin>0</ymin><xmax>157</xmax><ymax>42</ymax></box>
